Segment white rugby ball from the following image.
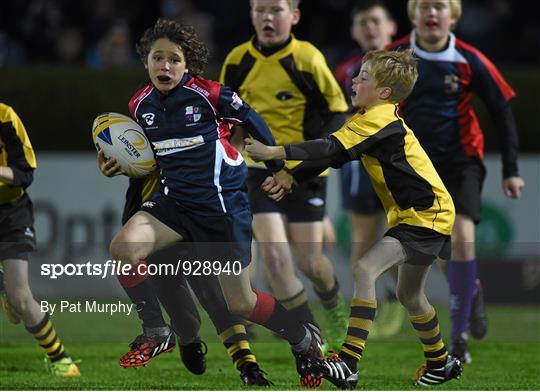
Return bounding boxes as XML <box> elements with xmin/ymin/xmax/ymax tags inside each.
<box><xmin>92</xmin><ymin>112</ymin><xmax>156</xmax><ymax>178</ymax></box>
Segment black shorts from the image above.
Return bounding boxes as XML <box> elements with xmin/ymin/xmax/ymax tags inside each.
<box><xmin>340</xmin><ymin>161</ymin><xmax>383</xmax><ymax>215</ymax></box>
<box><xmin>0</xmin><ymin>194</ymin><xmax>37</xmax><ymax>260</ymax></box>
<box><xmin>434</xmin><ymin>159</ymin><xmax>486</xmax><ymax>224</ymax></box>
<box><xmin>247</xmin><ymin>168</ymin><xmax>326</xmax><ymax>223</ymax></box>
<box><xmin>385</xmin><ymin>224</ymin><xmax>451</xmax><ymax>266</ymax></box>
<box><xmin>140</xmin><ymin>193</ymin><xmax>252</xmax><ymax>268</ymax></box>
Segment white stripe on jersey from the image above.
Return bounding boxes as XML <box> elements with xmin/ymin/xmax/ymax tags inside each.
<box><xmin>217</xmin><ymin>139</ymin><xmax>244</xmax><ymax>166</ymax></box>
<box><xmin>133</xmin><ymin>85</ymin><xmax>154</xmax><ymax>119</ymax></box>
<box><xmin>213</xmin><ymin>141</ymin><xmax>227</xmax><ymax>213</ymax></box>
<box><xmin>411</xmin><ymin>30</ymin><xmax>468</xmax><ymax>64</ymax></box>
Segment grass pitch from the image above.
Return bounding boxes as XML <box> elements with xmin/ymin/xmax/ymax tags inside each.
<box><xmin>1</xmin><ymin>304</ymin><xmax>539</xmax><ymax>390</ymax></box>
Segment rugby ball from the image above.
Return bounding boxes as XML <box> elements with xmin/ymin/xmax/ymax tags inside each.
<box><xmin>92</xmin><ymin>112</ymin><xmax>156</xmax><ymax>178</ymax></box>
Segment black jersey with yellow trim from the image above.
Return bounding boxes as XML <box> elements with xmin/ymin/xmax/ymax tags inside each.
<box><xmin>0</xmin><ymin>103</ymin><xmax>37</xmax><ymax>205</ymax></box>
<box><xmin>286</xmin><ymin>103</ymin><xmax>455</xmax><ymax>235</ymax></box>
<box><xmin>220</xmin><ymin>35</ymin><xmax>348</xmax><ymax>172</ymax></box>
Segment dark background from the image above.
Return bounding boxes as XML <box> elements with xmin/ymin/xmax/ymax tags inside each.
<box><xmin>1</xmin><ymin>0</ymin><xmax>539</xmax><ymax>151</ymax></box>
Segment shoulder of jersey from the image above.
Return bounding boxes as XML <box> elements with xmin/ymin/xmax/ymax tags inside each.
<box><xmin>454</xmin><ymin>37</ymin><xmax>485</xmax><ymax>60</ymax></box>
<box><xmin>292</xmin><ymin>39</ymin><xmax>324</xmax><ymax>66</ymax></box>
<box><xmin>0</xmin><ymin>102</ymin><xmax>14</xmax><ymax>121</ymax></box>
<box><xmin>224</xmin><ymin>41</ymin><xmax>252</xmax><ymax>64</ymax></box>
<box><xmin>386</xmin><ymin>34</ymin><xmax>411</xmax><ymax>50</ymax></box>
<box><xmin>128</xmin><ymin>84</ymin><xmax>154</xmax><ymax>118</ymax></box>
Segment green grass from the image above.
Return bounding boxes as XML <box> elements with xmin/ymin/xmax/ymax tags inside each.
<box><xmin>1</xmin><ymin>304</ymin><xmax>539</xmax><ymax>390</ymax></box>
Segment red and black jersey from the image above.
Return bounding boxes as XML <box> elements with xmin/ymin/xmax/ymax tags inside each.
<box><xmin>387</xmin><ymin>31</ymin><xmax>517</xmax><ymax>169</ymax></box>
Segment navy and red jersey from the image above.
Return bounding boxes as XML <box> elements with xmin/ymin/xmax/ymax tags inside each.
<box><xmin>128</xmin><ymin>74</ymin><xmax>282</xmax><ymax>216</ymax></box>
<box><xmin>387</xmin><ymin>31</ymin><xmax>516</xmax><ymax>167</ymax></box>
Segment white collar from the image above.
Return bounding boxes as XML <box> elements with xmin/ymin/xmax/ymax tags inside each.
<box><xmin>411</xmin><ymin>29</ymin><xmax>467</xmax><ymax>64</ymax></box>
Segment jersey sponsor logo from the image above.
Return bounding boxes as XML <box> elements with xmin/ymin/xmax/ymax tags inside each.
<box><xmin>231</xmin><ymin>92</ymin><xmax>244</xmax><ymax>110</ymax></box>
<box><xmin>142</xmin><ymin>113</ymin><xmax>155</xmax><ymax>126</ymax></box>
<box><xmin>190</xmin><ymin>84</ymin><xmax>210</xmax><ymax>97</ymax></box>
<box><xmin>444</xmin><ymin>74</ymin><xmax>461</xmax><ymax>94</ymax></box>
<box><xmin>185</xmin><ymin>106</ymin><xmax>202</xmax><ymax>124</ymax></box>
<box><xmin>276</xmin><ymin>91</ymin><xmax>294</xmax><ymax>101</ymax></box>
<box><xmin>152</xmin><ymin>135</ymin><xmax>205</xmax><ymax>155</ymax></box>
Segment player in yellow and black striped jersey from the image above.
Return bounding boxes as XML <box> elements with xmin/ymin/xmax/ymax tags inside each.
<box><xmin>0</xmin><ymin>103</ymin><xmax>80</xmax><ymax>377</ymax></box>
<box><xmin>245</xmin><ymin>50</ymin><xmax>463</xmax><ymax>388</ymax></box>
<box><xmin>219</xmin><ymin>0</ymin><xmax>349</xmax><ymax>353</ymax></box>
<box><xmin>97</xmin><ymin>155</ymin><xmax>271</xmax><ymax>385</ymax></box>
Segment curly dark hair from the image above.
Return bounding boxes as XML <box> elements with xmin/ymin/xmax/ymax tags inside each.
<box><xmin>136</xmin><ymin>19</ymin><xmax>208</xmax><ymax>77</ymax></box>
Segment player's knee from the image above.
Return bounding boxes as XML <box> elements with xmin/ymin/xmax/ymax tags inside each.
<box><xmin>297</xmin><ymin>255</ymin><xmax>324</xmax><ymax>280</ymax></box>
<box><xmin>352</xmin><ymin>259</ymin><xmax>375</xmax><ymax>283</ymax></box>
<box><xmin>396</xmin><ymin>288</ymin><xmax>422</xmax><ymax>312</ymax></box>
<box><xmin>451</xmin><ymin>237</ymin><xmax>475</xmax><ymax>260</ymax></box>
<box><xmin>262</xmin><ymin>249</ymin><xmax>290</xmax><ymax>275</ymax></box>
<box><xmin>6</xmin><ymin>288</ymin><xmax>33</xmax><ymax>315</ymax></box>
<box><xmin>109</xmin><ymin>234</ymin><xmax>139</xmax><ymax>265</ymax></box>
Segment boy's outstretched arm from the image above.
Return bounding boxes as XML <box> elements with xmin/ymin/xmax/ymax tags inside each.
<box><xmin>248</xmin><ymin>136</ymin><xmax>352</xmax><ymax>189</ymax></box>
<box><xmin>245</xmin><ymin>136</ymin><xmax>346</xmax><ymax>162</ymax></box>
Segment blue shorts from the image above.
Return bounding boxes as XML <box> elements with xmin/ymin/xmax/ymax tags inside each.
<box><xmin>340</xmin><ymin>161</ymin><xmax>383</xmax><ymax>215</ymax></box>
<box><xmin>141</xmin><ymin>193</ymin><xmax>252</xmax><ymax>268</ymax></box>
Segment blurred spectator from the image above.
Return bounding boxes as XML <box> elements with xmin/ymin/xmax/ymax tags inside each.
<box><xmin>19</xmin><ymin>0</ymin><xmax>64</xmax><ymax>62</ymax></box>
<box><xmin>0</xmin><ymin>0</ymin><xmax>537</xmax><ymax>66</ymax></box>
<box><xmin>0</xmin><ymin>33</ymin><xmax>27</xmax><ymax>65</ymax></box>
<box><xmin>86</xmin><ymin>20</ymin><xmax>136</xmax><ymax>67</ymax></box>
<box><xmin>160</xmin><ymin>0</ymin><xmax>215</xmax><ymax>59</ymax></box>
<box><xmin>56</xmin><ymin>28</ymin><xmax>84</xmax><ymax>65</ymax></box>
<box><xmin>455</xmin><ymin>0</ymin><xmax>511</xmax><ymax>63</ymax></box>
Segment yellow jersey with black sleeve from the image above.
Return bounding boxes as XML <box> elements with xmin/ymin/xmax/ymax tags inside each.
<box><xmin>0</xmin><ymin>103</ymin><xmax>37</xmax><ymax>205</ymax></box>
<box><xmin>220</xmin><ymin>35</ymin><xmax>348</xmax><ymax>173</ymax></box>
<box><xmin>331</xmin><ymin>103</ymin><xmax>455</xmax><ymax>235</ymax></box>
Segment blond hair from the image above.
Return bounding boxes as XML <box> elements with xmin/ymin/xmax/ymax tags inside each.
<box><xmin>362</xmin><ymin>49</ymin><xmax>418</xmax><ymax>103</ymax></box>
<box><xmin>407</xmin><ymin>0</ymin><xmax>462</xmax><ymax>21</ymax></box>
<box><xmin>250</xmin><ymin>0</ymin><xmax>300</xmax><ymax>10</ymax></box>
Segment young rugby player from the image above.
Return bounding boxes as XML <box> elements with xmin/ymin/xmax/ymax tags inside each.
<box><xmin>98</xmin><ymin>156</ymin><xmax>272</xmax><ymax>385</ymax></box>
<box><xmin>220</xmin><ymin>0</ymin><xmax>349</xmax><ymax>353</ymax></box>
<box><xmin>388</xmin><ymin>0</ymin><xmax>525</xmax><ymax>362</ymax></box>
<box><xmin>0</xmin><ymin>102</ymin><xmax>80</xmax><ymax>377</ymax></box>
<box><xmin>107</xmin><ymin>19</ymin><xmax>325</xmax><ymax>387</ymax></box>
<box><xmin>246</xmin><ymin>50</ymin><xmax>463</xmax><ymax>388</ymax></box>
<box><xmin>334</xmin><ymin>0</ymin><xmax>404</xmax><ymax>338</ymax></box>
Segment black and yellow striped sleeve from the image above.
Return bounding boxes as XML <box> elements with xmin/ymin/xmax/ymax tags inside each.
<box><xmin>0</xmin><ymin>103</ymin><xmax>36</xmax><ymax>188</ymax></box>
